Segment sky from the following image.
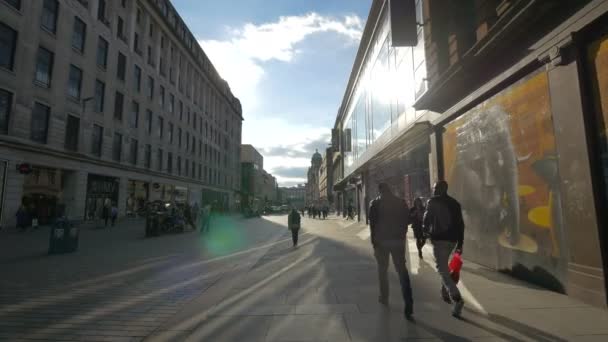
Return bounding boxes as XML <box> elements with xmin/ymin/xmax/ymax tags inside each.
<box><xmin>172</xmin><ymin>0</ymin><xmax>372</xmax><ymax>187</ymax></box>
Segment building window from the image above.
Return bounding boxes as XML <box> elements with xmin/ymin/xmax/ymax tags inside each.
<box><xmin>72</xmin><ymin>17</ymin><xmax>86</xmax><ymax>53</ymax></box>
<box><xmin>159</xmin><ymin>86</ymin><xmax>165</xmax><ymax>107</ymax></box>
<box><xmin>112</xmin><ymin>132</ymin><xmax>122</xmax><ymax>162</ymax></box>
<box><xmin>149</xmin><ymin>22</ymin><xmax>154</xmax><ymax>37</ymax></box>
<box><xmin>65</xmin><ymin>114</ymin><xmax>79</xmax><ymax>151</ymax></box>
<box><xmin>117</xmin><ymin>17</ymin><xmax>126</xmax><ymax>41</ymax></box>
<box><xmin>114</xmin><ymin>91</ymin><xmax>124</xmax><ymax>120</ymax></box>
<box><xmin>0</xmin><ymin>89</ymin><xmax>12</xmax><ymax>134</ymax></box>
<box><xmin>133</xmin><ymin>64</ymin><xmax>141</xmax><ymax>92</ymax></box>
<box><xmin>191</xmin><ymin>162</ymin><xmax>195</xmax><ymax>179</ymax></box>
<box><xmin>41</xmin><ymin>0</ymin><xmax>59</xmax><ymax>34</ymax></box>
<box><xmin>160</xmin><ymin>57</ymin><xmax>165</xmax><ymax>76</ymax></box>
<box><xmin>121</xmin><ymin>0</ymin><xmax>126</xmax><ymax>7</ymax></box>
<box><xmin>117</xmin><ymin>52</ymin><xmax>126</xmax><ymax>81</ymax></box>
<box><xmin>136</xmin><ymin>8</ymin><xmax>143</xmax><ymax>25</ymax></box>
<box><xmin>186</xmin><ymin>132</ymin><xmax>189</xmax><ymax>151</ymax></box>
<box><xmin>185</xmin><ymin>159</ymin><xmax>189</xmax><ymax>177</ymax></box>
<box><xmin>134</xmin><ymin>33</ymin><xmax>142</xmax><ymax>55</ymax></box>
<box><xmin>35</xmin><ymin>47</ymin><xmax>54</xmax><ymax>88</ymax></box>
<box><xmin>130</xmin><ymin>101</ymin><xmax>139</xmax><ymax>128</ymax></box>
<box><xmin>177</xmin><ymin>156</ymin><xmax>181</xmax><ymax>175</ymax></box>
<box><xmin>146</xmin><ymin>109</ymin><xmax>152</xmax><ymax>134</ymax></box>
<box><xmin>157</xmin><ymin>148</ymin><xmax>163</xmax><ymax>171</ymax></box>
<box><xmin>67</xmin><ymin>65</ymin><xmax>82</xmax><ymax>99</ymax></box>
<box><xmin>167</xmin><ymin>152</ymin><xmax>173</xmax><ymax>173</ymax></box>
<box><xmin>169</xmin><ymin>93</ymin><xmax>174</xmax><ymax>113</ymax></box>
<box><xmin>158</xmin><ymin>116</ymin><xmax>163</xmax><ymax>138</ymax></box>
<box><xmin>168</xmin><ymin>122</ymin><xmax>173</xmax><ymax>143</ymax></box>
<box><xmin>147</xmin><ymin>76</ymin><xmax>154</xmax><ymax>99</ymax></box>
<box><xmin>97</xmin><ymin>0</ymin><xmax>107</xmax><ymax>22</ymax></box>
<box><xmin>178</xmin><ymin>127</ymin><xmax>182</xmax><ymax>147</ymax></box>
<box><xmin>31</xmin><ymin>102</ymin><xmax>50</xmax><ymax>144</ymax></box>
<box><xmin>144</xmin><ymin>144</ymin><xmax>151</xmax><ymax>168</ymax></box>
<box><xmin>160</xmin><ymin>35</ymin><xmax>165</xmax><ymax>49</ymax></box>
<box><xmin>198</xmin><ymin>164</ymin><xmax>202</xmax><ymax>180</ymax></box>
<box><xmin>0</xmin><ymin>23</ymin><xmax>17</xmax><ymax>71</ymax></box>
<box><xmin>91</xmin><ymin>124</ymin><xmax>103</xmax><ymax>156</ymax></box>
<box><xmin>129</xmin><ymin>138</ymin><xmax>138</xmax><ymax>165</ymax></box>
<box><xmin>94</xmin><ymin>79</ymin><xmax>105</xmax><ymax>112</ymax></box>
<box><xmin>4</xmin><ymin>0</ymin><xmax>21</xmax><ymax>10</ymax></box>
<box><xmin>147</xmin><ymin>45</ymin><xmax>153</xmax><ymax>65</ymax></box>
<box><xmin>97</xmin><ymin>36</ymin><xmax>108</xmax><ymax>69</ymax></box>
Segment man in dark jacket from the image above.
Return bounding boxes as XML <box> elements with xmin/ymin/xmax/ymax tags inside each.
<box><xmin>288</xmin><ymin>208</ymin><xmax>301</xmax><ymax>247</ymax></box>
<box><xmin>369</xmin><ymin>183</ymin><xmax>414</xmax><ymax>320</ymax></box>
<box><xmin>423</xmin><ymin>180</ymin><xmax>465</xmax><ymax>318</ymax></box>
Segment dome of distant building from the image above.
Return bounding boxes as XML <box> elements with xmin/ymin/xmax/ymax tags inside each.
<box><xmin>312</xmin><ymin>149</ymin><xmax>322</xmax><ymax>164</ymax></box>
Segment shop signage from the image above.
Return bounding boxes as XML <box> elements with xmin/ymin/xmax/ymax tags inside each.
<box><xmin>16</xmin><ymin>163</ymin><xmax>33</xmax><ymax>175</ymax></box>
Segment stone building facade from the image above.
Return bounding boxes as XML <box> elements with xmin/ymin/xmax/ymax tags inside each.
<box><xmin>0</xmin><ymin>0</ymin><xmax>242</xmax><ymax>227</ymax></box>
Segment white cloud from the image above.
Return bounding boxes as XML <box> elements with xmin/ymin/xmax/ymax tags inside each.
<box><xmin>198</xmin><ymin>12</ymin><xmax>363</xmax><ymax>112</ymax></box>
<box><xmin>197</xmin><ymin>13</ymin><xmax>362</xmax><ymax>186</ymax></box>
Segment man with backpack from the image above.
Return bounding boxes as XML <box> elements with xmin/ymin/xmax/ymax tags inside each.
<box><xmin>423</xmin><ymin>180</ymin><xmax>465</xmax><ymax>318</ymax></box>
<box><xmin>369</xmin><ymin>183</ymin><xmax>414</xmax><ymax>320</ymax></box>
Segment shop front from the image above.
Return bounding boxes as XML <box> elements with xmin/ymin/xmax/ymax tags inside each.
<box><xmin>85</xmin><ymin>174</ymin><xmax>119</xmax><ymax>220</ymax></box>
<box><xmin>126</xmin><ymin>180</ymin><xmax>149</xmax><ymax>216</ymax></box>
<box><xmin>21</xmin><ymin>166</ymin><xmax>73</xmax><ymax>225</ymax></box>
<box><xmin>440</xmin><ymin>69</ymin><xmax>568</xmax><ymax>292</ymax></box>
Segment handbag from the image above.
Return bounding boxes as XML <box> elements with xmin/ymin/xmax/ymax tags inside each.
<box><xmin>31</xmin><ymin>218</ymin><xmax>39</xmax><ymax>227</ymax></box>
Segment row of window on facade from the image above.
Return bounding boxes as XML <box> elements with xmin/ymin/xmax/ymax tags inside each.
<box><xmin>0</xmin><ymin>89</ymin><xmax>233</xmax><ymax>187</ymax></box>
<box><xmin>0</xmin><ymin>16</ymin><xmax>238</xmax><ymax>164</ymax></box>
<box><xmin>1</xmin><ymin>0</ymin><xmax>241</xmax><ymax>140</ymax></box>
<box><xmin>342</xmin><ymin>4</ymin><xmax>427</xmax><ymax>169</ymax></box>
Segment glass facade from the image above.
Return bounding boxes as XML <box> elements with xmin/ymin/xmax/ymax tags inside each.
<box><xmin>343</xmin><ymin>1</ymin><xmax>426</xmax><ymax>172</ymax></box>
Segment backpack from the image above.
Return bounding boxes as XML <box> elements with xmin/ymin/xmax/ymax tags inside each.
<box><xmin>423</xmin><ymin>197</ymin><xmax>452</xmax><ymax>237</ymax></box>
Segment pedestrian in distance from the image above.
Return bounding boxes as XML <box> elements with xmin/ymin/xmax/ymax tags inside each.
<box><xmin>102</xmin><ymin>199</ymin><xmax>111</xmax><ymax>228</ymax></box>
<box><xmin>410</xmin><ymin>197</ymin><xmax>426</xmax><ymax>260</ymax></box>
<box><xmin>288</xmin><ymin>208</ymin><xmax>301</xmax><ymax>247</ymax></box>
<box><xmin>110</xmin><ymin>203</ymin><xmax>118</xmax><ymax>227</ymax></box>
<box><xmin>369</xmin><ymin>183</ymin><xmax>414</xmax><ymax>320</ymax></box>
<box><xmin>423</xmin><ymin>180</ymin><xmax>465</xmax><ymax>318</ymax></box>
<box><xmin>16</xmin><ymin>204</ymin><xmax>29</xmax><ymax>232</ymax></box>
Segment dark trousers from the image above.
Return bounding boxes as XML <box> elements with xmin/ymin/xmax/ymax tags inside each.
<box><xmin>104</xmin><ymin>215</ymin><xmax>109</xmax><ymax>227</ymax></box>
<box><xmin>111</xmin><ymin>215</ymin><xmax>117</xmax><ymax>226</ymax></box>
<box><xmin>374</xmin><ymin>244</ymin><xmax>414</xmax><ymax>307</ymax></box>
<box><xmin>291</xmin><ymin>229</ymin><xmax>299</xmax><ymax>246</ymax></box>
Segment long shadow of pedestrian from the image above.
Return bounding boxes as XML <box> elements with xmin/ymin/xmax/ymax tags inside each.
<box><xmin>464</xmin><ymin>309</ymin><xmax>569</xmax><ymax>342</ymax></box>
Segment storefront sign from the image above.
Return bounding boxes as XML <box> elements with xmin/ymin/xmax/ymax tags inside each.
<box><xmin>16</xmin><ymin>163</ymin><xmax>33</xmax><ymax>175</ymax></box>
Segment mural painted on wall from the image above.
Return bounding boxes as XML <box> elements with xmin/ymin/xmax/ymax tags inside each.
<box><xmin>443</xmin><ymin>71</ymin><xmax>565</xmax><ymax>277</ymax></box>
<box><xmin>587</xmin><ymin>33</ymin><xmax>608</xmax><ymax>204</ymax></box>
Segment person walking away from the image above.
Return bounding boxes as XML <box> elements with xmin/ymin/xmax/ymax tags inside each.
<box><xmin>184</xmin><ymin>204</ymin><xmax>195</xmax><ymax>230</ymax></box>
<box><xmin>288</xmin><ymin>208</ymin><xmax>301</xmax><ymax>247</ymax></box>
<box><xmin>110</xmin><ymin>203</ymin><xmax>118</xmax><ymax>227</ymax></box>
<box><xmin>102</xmin><ymin>199</ymin><xmax>111</xmax><ymax>228</ymax></box>
<box><xmin>16</xmin><ymin>204</ymin><xmax>29</xmax><ymax>232</ymax></box>
<box><xmin>410</xmin><ymin>197</ymin><xmax>426</xmax><ymax>259</ymax></box>
<box><xmin>369</xmin><ymin>183</ymin><xmax>414</xmax><ymax>320</ymax></box>
<box><xmin>423</xmin><ymin>180</ymin><xmax>465</xmax><ymax>318</ymax></box>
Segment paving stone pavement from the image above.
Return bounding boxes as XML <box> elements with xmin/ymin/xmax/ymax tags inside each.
<box><xmin>2</xmin><ymin>214</ymin><xmax>608</xmax><ymax>341</ymax></box>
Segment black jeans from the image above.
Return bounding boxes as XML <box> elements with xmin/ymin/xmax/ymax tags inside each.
<box><xmin>291</xmin><ymin>229</ymin><xmax>299</xmax><ymax>246</ymax></box>
<box><xmin>374</xmin><ymin>244</ymin><xmax>414</xmax><ymax>307</ymax></box>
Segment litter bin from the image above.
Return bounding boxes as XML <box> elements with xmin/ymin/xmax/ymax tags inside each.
<box><xmin>49</xmin><ymin>217</ymin><xmax>78</xmax><ymax>254</ymax></box>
